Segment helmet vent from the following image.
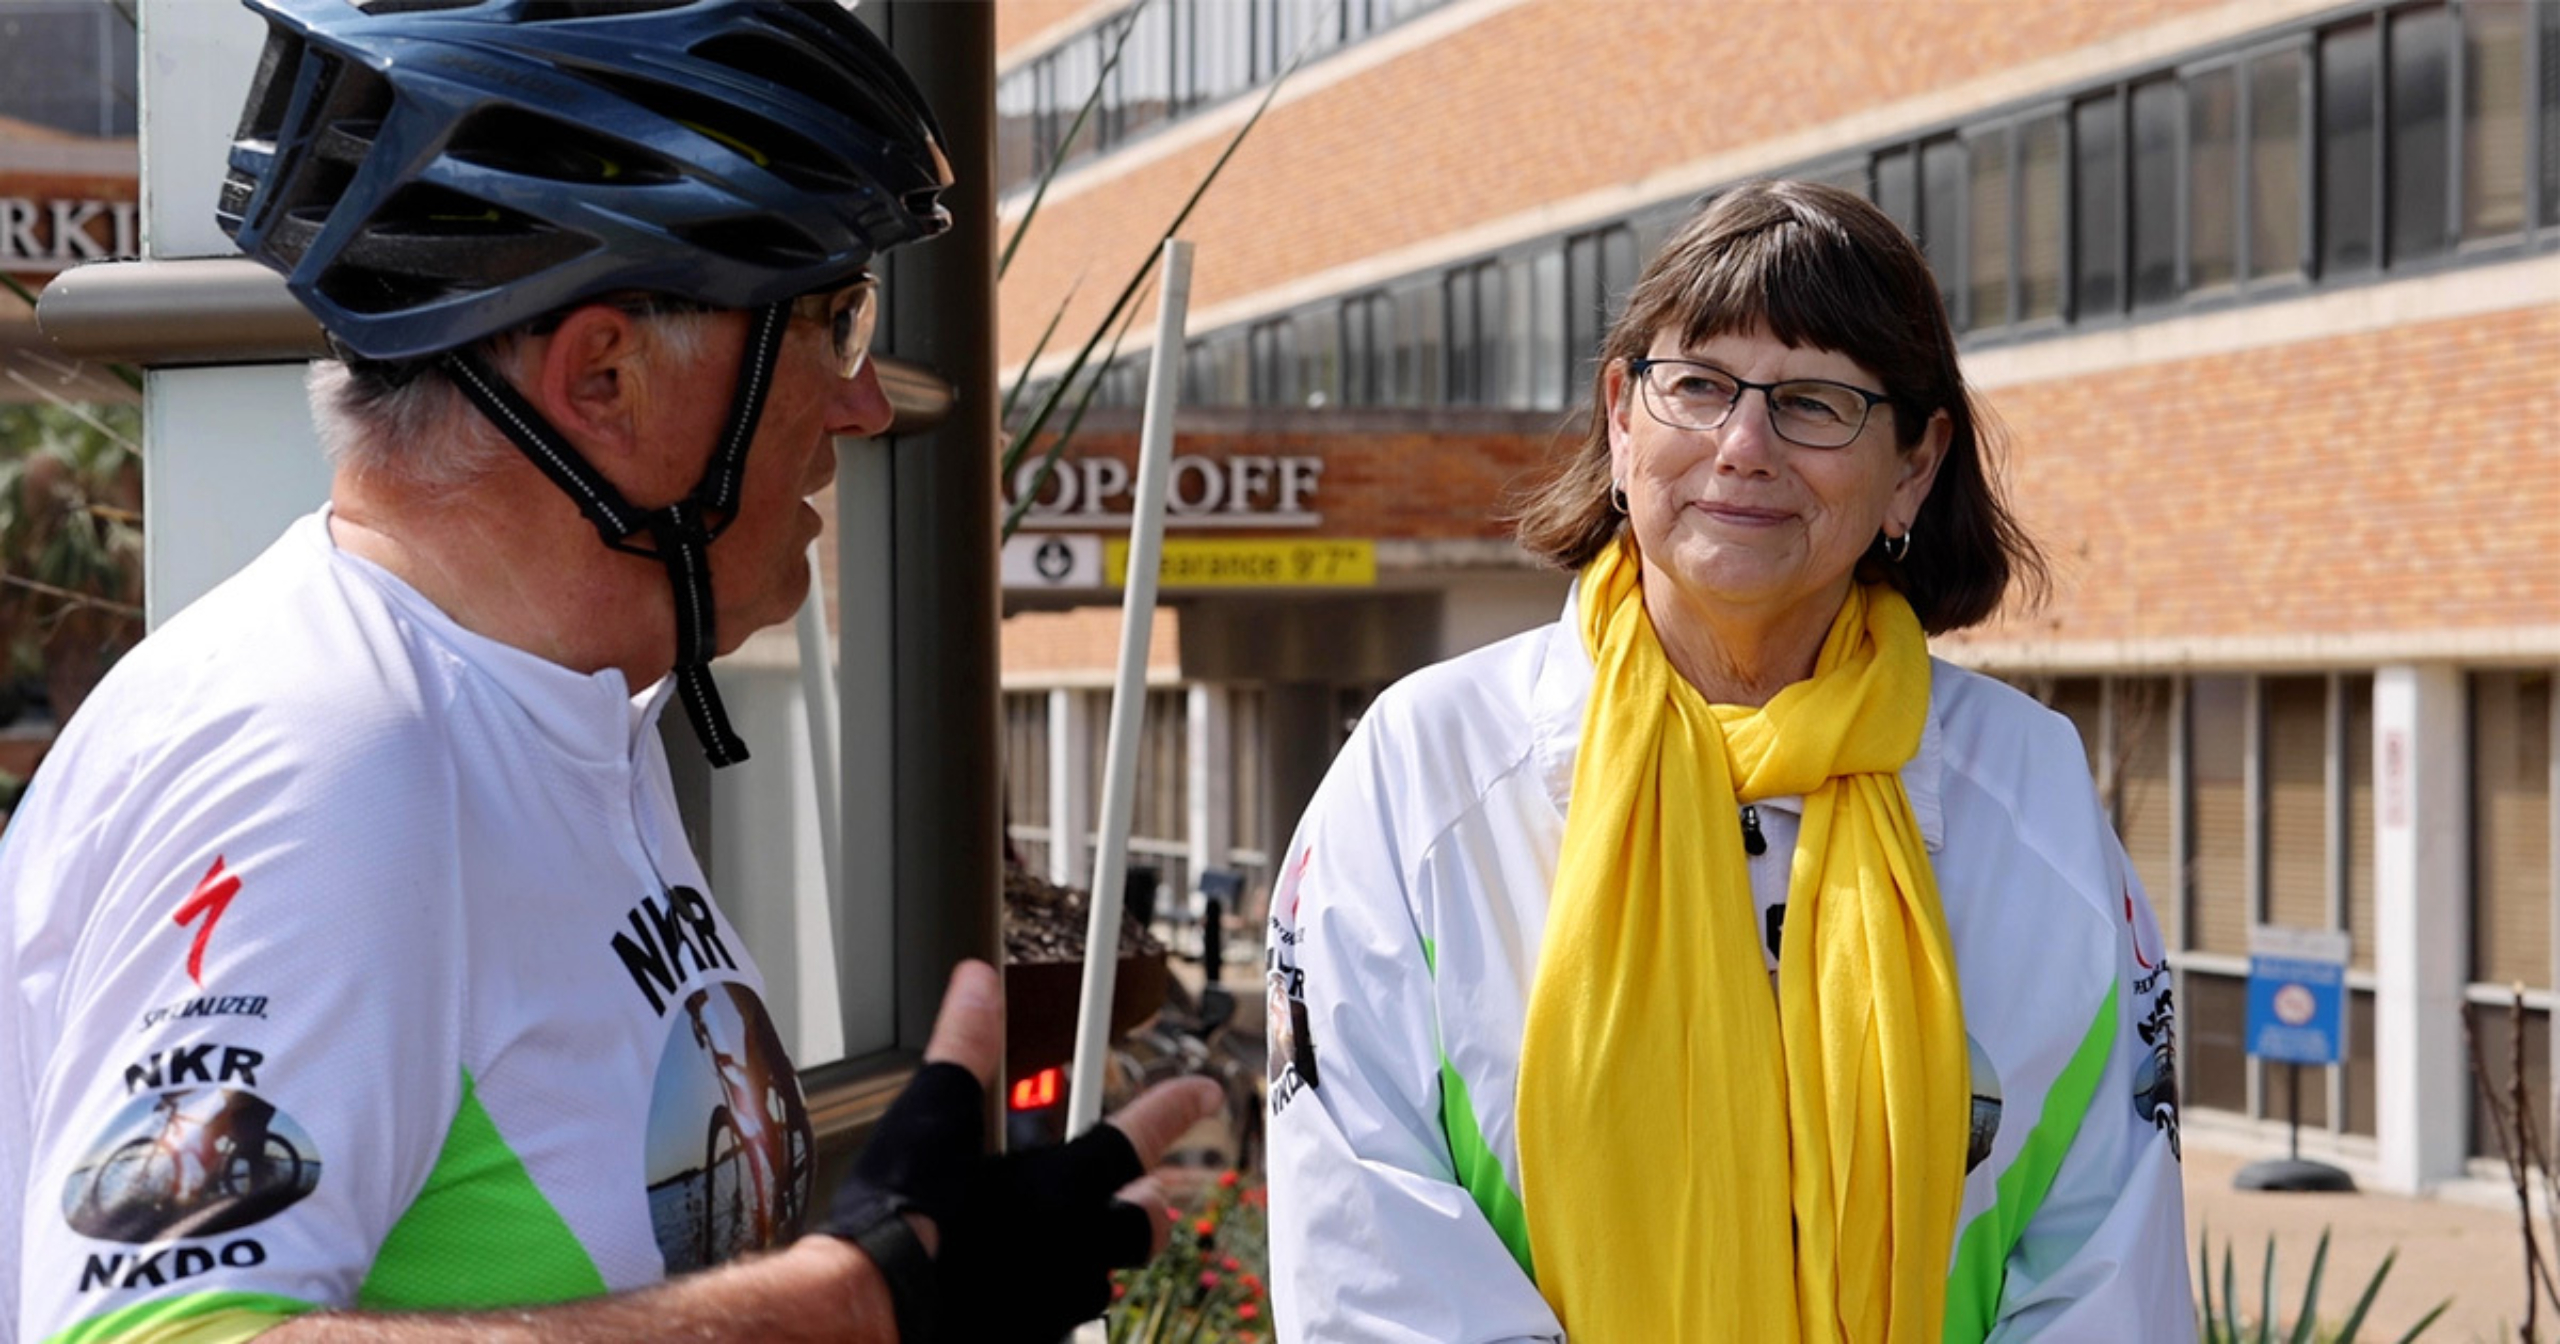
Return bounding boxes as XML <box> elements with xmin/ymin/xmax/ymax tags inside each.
<box><xmin>667</xmin><ymin>215</ymin><xmax>826</xmax><ymax>269</ymax></box>
<box><xmin>584</xmin><ymin>71</ymin><xmax>856</xmax><ymax>194</ymax></box>
<box><xmin>447</xmin><ymin>106</ymin><xmax>682</xmax><ymax>185</ymax></box>
<box><xmin>687</xmin><ymin>32</ymin><xmax>897</xmax><ymax>140</ymax></box>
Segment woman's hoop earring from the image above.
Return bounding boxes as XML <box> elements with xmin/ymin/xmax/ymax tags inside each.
<box><xmin>1610</xmin><ymin>482</ymin><xmax>1629</xmax><ymax>514</ymax></box>
<box><xmin>1880</xmin><ymin>527</ymin><xmax>1912</xmax><ymax>564</ymax></box>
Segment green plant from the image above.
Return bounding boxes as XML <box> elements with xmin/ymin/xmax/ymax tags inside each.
<box><xmin>2195</xmin><ymin>1225</ymin><xmax>2450</xmax><ymax>1344</ymax></box>
<box><xmin>996</xmin><ymin>6</ymin><xmax>1312</xmax><ymax>541</ymax></box>
<box><xmin>1107</xmin><ymin>1170</ymin><xmax>1269</xmax><ymax>1343</ymax></box>
<box><xmin>0</xmin><ymin>400</ymin><xmax>144</xmax><ymax>724</ymax></box>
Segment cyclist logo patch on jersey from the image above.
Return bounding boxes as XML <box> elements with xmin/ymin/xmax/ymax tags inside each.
<box><xmin>1964</xmin><ymin>1033</ymin><xmax>2003</xmax><ymax>1174</ymax></box>
<box><xmin>172</xmin><ymin>855</ymin><xmax>242</xmax><ymax>988</ymax></box>
<box><xmin>60</xmin><ymin>1086</ymin><xmax>323</xmax><ymax>1243</ymax></box>
<box><xmin>644</xmin><ymin>981</ymin><xmax>814</xmax><ymax>1275</ymax></box>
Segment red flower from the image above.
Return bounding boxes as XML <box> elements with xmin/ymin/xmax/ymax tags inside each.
<box><xmin>1238</xmin><ymin>1303</ymin><xmax>1261</xmax><ymax>1321</ymax></box>
<box><xmin>1242</xmin><ymin>1272</ymin><xmax>1265</xmax><ymax>1295</ymax></box>
<box><xmin>1111</xmin><ymin>1281</ymin><xmax>1127</xmax><ymax>1300</ymax></box>
<box><xmin>1220</xmin><ymin>1169</ymin><xmax>1241</xmax><ymax>1189</ymax></box>
<box><xmin>1222</xmin><ymin>1255</ymin><xmax>1242</xmax><ymax>1273</ymax></box>
<box><xmin>1200</xmin><ymin>1270</ymin><xmax>1222</xmax><ymax>1290</ymax></box>
<box><xmin>1193</xmin><ymin>1215</ymin><xmax>1217</xmax><ymax>1236</ymax></box>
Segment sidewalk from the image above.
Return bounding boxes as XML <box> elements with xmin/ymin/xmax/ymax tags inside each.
<box><xmin>2185</xmin><ymin>1134</ymin><xmax>2535</xmax><ymax>1342</ymax></box>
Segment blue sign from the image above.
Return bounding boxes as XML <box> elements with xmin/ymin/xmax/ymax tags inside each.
<box><xmin>2245</xmin><ymin>953</ymin><xmax>2347</xmax><ymax>1065</ymax></box>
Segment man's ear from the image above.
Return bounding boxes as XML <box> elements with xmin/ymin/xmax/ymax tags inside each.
<box><xmin>522</xmin><ymin>304</ymin><xmax>648</xmax><ymax>461</ymax></box>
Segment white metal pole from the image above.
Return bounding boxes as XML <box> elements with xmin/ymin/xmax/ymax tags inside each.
<box><xmin>1067</xmin><ymin>240</ymin><xmax>1193</xmax><ymax>1135</ymax></box>
<box><xmin>794</xmin><ymin>537</ymin><xmax>843</xmax><ymax>909</ymax></box>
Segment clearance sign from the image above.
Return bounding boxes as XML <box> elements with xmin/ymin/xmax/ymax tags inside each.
<box><xmin>1103</xmin><ymin>538</ymin><xmax>1375</xmax><ymax>589</ymax></box>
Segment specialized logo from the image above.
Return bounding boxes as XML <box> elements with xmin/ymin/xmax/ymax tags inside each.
<box><xmin>644</xmin><ymin>982</ymin><xmax>813</xmax><ymax>1275</ymax></box>
<box><xmin>172</xmin><ymin>856</ymin><xmax>242</xmax><ymax>988</ymax></box>
<box><xmin>140</xmin><ymin>994</ymin><xmax>272</xmax><ymax>1033</ymax></box>
<box><xmin>1275</xmin><ymin>848</ymin><xmax>1313</xmax><ymax>924</ymax></box>
<box><xmin>2123</xmin><ymin>886</ymin><xmax>2159</xmax><ymax>972</ymax></box>
<box><xmin>60</xmin><ymin>1083</ymin><xmax>322</xmax><ymax>1244</ymax></box>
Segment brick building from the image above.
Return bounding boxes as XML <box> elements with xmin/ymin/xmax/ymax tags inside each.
<box><xmin>991</xmin><ymin>0</ymin><xmax>2560</xmax><ymax>1193</ymax></box>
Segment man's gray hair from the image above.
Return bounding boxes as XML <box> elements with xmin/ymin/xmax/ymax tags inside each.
<box><xmin>308</xmin><ymin>309</ymin><xmax>719</xmax><ymax>490</ymax></box>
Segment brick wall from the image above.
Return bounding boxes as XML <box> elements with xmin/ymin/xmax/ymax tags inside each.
<box><xmin>1964</xmin><ymin>302</ymin><xmax>2560</xmax><ymax>648</ymax></box>
<box><xmin>995</xmin><ymin>0</ymin><xmax>2232</xmax><ymax>367</ymax></box>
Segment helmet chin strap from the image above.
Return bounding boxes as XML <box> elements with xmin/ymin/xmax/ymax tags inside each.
<box><xmin>438</xmin><ymin>301</ymin><xmax>795</xmax><ymax>768</ymax></box>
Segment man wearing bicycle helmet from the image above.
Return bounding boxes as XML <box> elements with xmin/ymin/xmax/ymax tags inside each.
<box><xmin>0</xmin><ymin>3</ymin><xmax>1217</xmax><ymax>1341</ymax></box>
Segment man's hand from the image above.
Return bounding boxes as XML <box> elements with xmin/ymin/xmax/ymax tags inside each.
<box><xmin>826</xmin><ymin>960</ymin><xmax>1222</xmax><ymax>1342</ymax></box>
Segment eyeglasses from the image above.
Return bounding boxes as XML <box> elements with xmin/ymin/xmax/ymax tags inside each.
<box><xmin>791</xmin><ymin>274</ymin><xmax>878</xmax><ymax>381</ymax></box>
<box><xmin>1627</xmin><ymin>357</ymin><xmax>1892</xmax><ymax>449</ymax></box>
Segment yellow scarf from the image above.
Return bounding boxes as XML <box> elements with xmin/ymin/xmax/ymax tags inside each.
<box><xmin>1515</xmin><ymin>536</ymin><xmax>1969</xmax><ymax>1342</ymax></box>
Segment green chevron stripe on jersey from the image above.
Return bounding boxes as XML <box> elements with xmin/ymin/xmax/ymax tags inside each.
<box><xmin>358</xmin><ymin>1067</ymin><xmax>607</xmax><ymax>1309</ymax></box>
<box><xmin>1941</xmin><ymin>983</ymin><xmax>2119</xmax><ymax>1342</ymax></box>
<box><xmin>1420</xmin><ymin>938</ymin><xmax>1536</xmax><ymax>1281</ymax></box>
<box><xmin>45</xmin><ymin>1290</ymin><xmax>311</xmax><ymax>1344</ymax></box>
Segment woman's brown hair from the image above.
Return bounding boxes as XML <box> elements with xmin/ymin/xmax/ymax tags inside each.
<box><xmin>1512</xmin><ymin>179</ymin><xmax>2045</xmax><ymax>634</ymax></box>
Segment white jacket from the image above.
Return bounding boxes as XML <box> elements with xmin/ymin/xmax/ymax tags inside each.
<box><xmin>1265</xmin><ymin>593</ymin><xmax>2190</xmax><ymax>1342</ymax></box>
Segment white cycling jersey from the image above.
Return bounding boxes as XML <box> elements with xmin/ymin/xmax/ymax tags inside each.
<box><xmin>1265</xmin><ymin>587</ymin><xmax>2190</xmax><ymax>1342</ymax></box>
<box><xmin>2</xmin><ymin>511</ymin><xmax>812</xmax><ymax>1344</ymax></box>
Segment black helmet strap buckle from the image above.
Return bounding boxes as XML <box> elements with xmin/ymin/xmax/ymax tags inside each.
<box><xmin>439</xmin><ymin>300</ymin><xmax>796</xmax><ymax>769</ymax></box>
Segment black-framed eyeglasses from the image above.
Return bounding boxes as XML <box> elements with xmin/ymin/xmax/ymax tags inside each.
<box><xmin>528</xmin><ymin>273</ymin><xmax>878</xmax><ymax>381</ymax></box>
<box><xmin>791</xmin><ymin>272</ymin><xmax>877</xmax><ymax>381</ymax></box>
<box><xmin>1627</xmin><ymin>356</ymin><xmax>1892</xmax><ymax>449</ymax></box>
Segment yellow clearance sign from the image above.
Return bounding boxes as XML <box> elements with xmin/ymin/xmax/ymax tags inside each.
<box><xmin>1103</xmin><ymin>538</ymin><xmax>1376</xmax><ymax>588</ymax></box>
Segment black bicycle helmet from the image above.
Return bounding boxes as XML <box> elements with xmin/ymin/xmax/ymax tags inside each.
<box><xmin>217</xmin><ymin>0</ymin><xmax>954</xmax><ymax>768</ymax></box>
<box><xmin>219</xmin><ymin>0</ymin><xmax>951</xmax><ymax>362</ymax></box>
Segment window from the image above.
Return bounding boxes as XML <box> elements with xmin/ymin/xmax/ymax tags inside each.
<box><xmin>2188</xmin><ymin>65</ymin><xmax>2241</xmax><ymax>292</ymax></box>
<box><xmin>1117</xmin><ymin>3</ymin><xmax>1173</xmax><ymax>145</ymax></box>
<box><xmin>1445</xmin><ymin>261</ymin><xmax>1502</xmax><ymax>405</ymax></box>
<box><xmin>2389</xmin><ymin>5</ymin><xmax>2456</xmax><ymax>264</ymax></box>
<box><xmin>2344</xmin><ymin>674</ymin><xmax>2376</xmax><ymax>974</ymax></box>
<box><xmin>2249</xmin><ymin>48</ymin><xmax>2309</xmax><ymax>282</ymax></box>
<box><xmin>2471</xmin><ymin>671</ymin><xmax>2553</xmax><ymax>991</ymax></box>
<box><xmin>1875</xmin><ymin>146</ymin><xmax>1919</xmax><ymax>243</ymax></box>
<box><xmin>1525</xmin><ymin>250</ymin><xmax>1568</xmax><ymax>411</ymax></box>
<box><xmin>2113</xmin><ymin>679</ymin><xmax>2178</xmax><ymax>935</ymax></box>
<box><xmin>1565</xmin><ymin>226</ymin><xmax>1635</xmax><ymax>390</ymax></box>
<box><xmin>1248</xmin><ymin>318</ymin><xmax>1297</xmax><ymax>406</ymax></box>
<box><xmin>0</xmin><ymin>0</ymin><xmax>136</xmax><ymax>138</ymax></box>
<box><xmin>1294</xmin><ymin>308</ymin><xmax>1340</xmax><ymax>409</ymax></box>
<box><xmin>1918</xmin><ymin>137</ymin><xmax>1966</xmax><ymax>319</ymax></box>
<box><xmin>2321</xmin><ymin>21</ymin><xmax>2382</xmax><ymax>275</ymax></box>
<box><xmin>2263</xmin><ymin>677</ymin><xmax>2329</xmax><ymax>933</ymax></box>
<box><xmin>2018</xmin><ymin>113</ymin><xmax>2066</xmax><ymax>323</ymax></box>
<box><xmin>1390</xmin><ymin>279</ymin><xmax>1442</xmax><ymax>408</ymax></box>
<box><xmin>1967</xmin><ymin>124</ymin><xmax>2012</xmax><ymax>330</ymax></box>
<box><xmin>2073</xmin><ymin>95</ymin><xmax>2125</xmax><ymax>317</ymax></box>
<box><xmin>2462</xmin><ymin>0</ymin><xmax>2530</xmax><ymax>239</ymax></box>
<box><xmin>2542</xmin><ymin>0</ymin><xmax>2560</xmax><ymax>227</ymax></box>
<box><xmin>1340</xmin><ymin>292</ymin><xmax>1386</xmax><ymax>405</ymax></box>
<box><xmin>2190</xmin><ymin>675</ymin><xmax>2250</xmax><ymax>956</ymax></box>
<box><xmin>996</xmin><ymin>69</ymin><xmax>1040</xmax><ymax>190</ymax></box>
<box><xmin>2130</xmin><ymin>78</ymin><xmax>2183</xmax><ymax>306</ymax></box>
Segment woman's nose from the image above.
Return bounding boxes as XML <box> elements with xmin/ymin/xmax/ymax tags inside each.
<box><xmin>1712</xmin><ymin>387</ymin><xmax>1783</xmax><ymax>473</ymax></box>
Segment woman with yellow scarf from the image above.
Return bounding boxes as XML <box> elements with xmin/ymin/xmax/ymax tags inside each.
<box><xmin>1265</xmin><ymin>181</ymin><xmax>2191</xmax><ymax>1342</ymax></box>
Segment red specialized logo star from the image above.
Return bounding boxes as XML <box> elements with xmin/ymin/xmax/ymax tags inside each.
<box><xmin>172</xmin><ymin>856</ymin><xmax>242</xmax><ymax>988</ymax></box>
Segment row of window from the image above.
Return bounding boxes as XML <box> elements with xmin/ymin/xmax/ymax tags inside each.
<box><xmin>0</xmin><ymin>0</ymin><xmax>135</xmax><ymax>140</ymax></box>
<box><xmin>2033</xmin><ymin>667</ymin><xmax>2555</xmax><ymax>1154</ymax></box>
<box><xmin>1031</xmin><ymin>0</ymin><xmax>2560</xmax><ymax>419</ymax></box>
<box><xmin>996</xmin><ymin>0</ymin><xmax>1449</xmax><ymax>196</ymax></box>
